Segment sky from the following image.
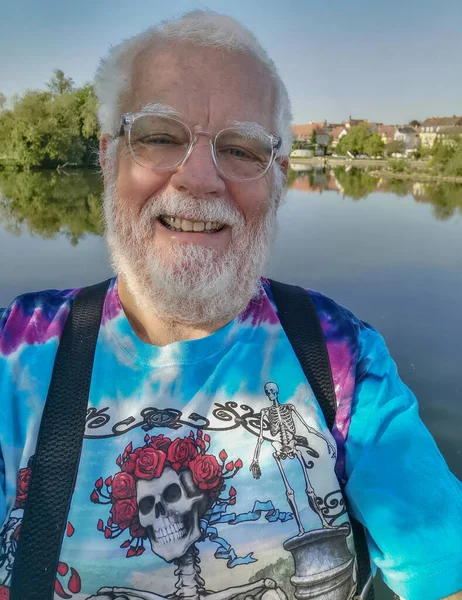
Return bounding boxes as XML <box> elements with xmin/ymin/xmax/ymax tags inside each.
<box><xmin>1</xmin><ymin>0</ymin><xmax>461</xmax><ymax>125</ymax></box>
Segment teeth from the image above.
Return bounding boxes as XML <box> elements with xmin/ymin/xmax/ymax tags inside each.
<box><xmin>181</xmin><ymin>219</ymin><xmax>193</xmax><ymax>232</ymax></box>
<box><xmin>153</xmin><ymin>522</ymin><xmax>187</xmax><ymax>545</ymax></box>
<box><xmin>160</xmin><ymin>216</ymin><xmax>223</xmax><ymax>233</ymax></box>
<box><xmin>193</xmin><ymin>221</ymin><xmax>205</xmax><ymax>232</ymax></box>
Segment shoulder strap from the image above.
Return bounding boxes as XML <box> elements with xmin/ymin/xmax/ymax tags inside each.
<box><xmin>268</xmin><ymin>279</ymin><xmax>374</xmax><ymax>600</ymax></box>
<box><xmin>269</xmin><ymin>279</ymin><xmax>337</xmax><ymax>429</ymax></box>
<box><xmin>10</xmin><ymin>279</ymin><xmax>111</xmax><ymax>600</ymax></box>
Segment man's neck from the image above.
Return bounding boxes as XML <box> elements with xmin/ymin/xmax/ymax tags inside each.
<box><xmin>117</xmin><ymin>277</ymin><xmax>232</xmax><ymax>347</ymax></box>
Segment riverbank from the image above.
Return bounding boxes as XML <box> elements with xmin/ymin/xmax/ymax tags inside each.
<box><xmin>289</xmin><ymin>157</ymin><xmax>462</xmax><ymax>184</ymax></box>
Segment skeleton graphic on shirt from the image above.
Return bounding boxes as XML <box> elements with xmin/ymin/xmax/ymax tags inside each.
<box><xmin>89</xmin><ymin>468</ymin><xmax>287</xmax><ymax>600</ymax></box>
<box><xmin>88</xmin><ymin>436</ymin><xmax>288</xmax><ymax>600</ymax></box>
<box><xmin>250</xmin><ymin>382</ymin><xmax>337</xmax><ymax>532</ymax></box>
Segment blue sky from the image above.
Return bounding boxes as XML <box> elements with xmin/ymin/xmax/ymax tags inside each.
<box><xmin>1</xmin><ymin>0</ymin><xmax>461</xmax><ymax>125</ymax></box>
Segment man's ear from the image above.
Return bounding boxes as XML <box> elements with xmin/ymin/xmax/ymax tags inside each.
<box><xmin>277</xmin><ymin>157</ymin><xmax>289</xmax><ymax>179</ymax></box>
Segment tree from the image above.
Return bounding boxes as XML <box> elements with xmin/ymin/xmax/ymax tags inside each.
<box><xmin>0</xmin><ymin>93</ymin><xmax>6</xmax><ymax>112</ymax></box>
<box><xmin>431</xmin><ymin>136</ymin><xmax>462</xmax><ymax>176</ymax></box>
<box><xmin>385</xmin><ymin>140</ymin><xmax>406</xmax><ymax>156</ymax></box>
<box><xmin>46</xmin><ymin>69</ymin><xmax>74</xmax><ymax>96</ymax></box>
<box><xmin>0</xmin><ymin>74</ymin><xmax>101</xmax><ymax>169</ymax></box>
<box><xmin>311</xmin><ymin>129</ymin><xmax>317</xmax><ymax>147</ymax></box>
<box><xmin>409</xmin><ymin>120</ymin><xmax>421</xmax><ymax>128</ymax></box>
<box><xmin>364</xmin><ymin>132</ymin><xmax>385</xmax><ymax>157</ymax></box>
<box><xmin>336</xmin><ymin>124</ymin><xmax>371</xmax><ymax>156</ymax></box>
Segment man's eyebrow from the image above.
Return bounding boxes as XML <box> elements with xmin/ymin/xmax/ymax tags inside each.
<box><xmin>232</xmin><ymin>121</ymin><xmax>272</xmax><ymax>137</ymax></box>
<box><xmin>139</xmin><ymin>102</ymin><xmax>181</xmax><ymax>118</ymax></box>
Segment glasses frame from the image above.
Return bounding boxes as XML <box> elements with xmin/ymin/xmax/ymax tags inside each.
<box><xmin>118</xmin><ymin>112</ymin><xmax>282</xmax><ymax>182</ymax></box>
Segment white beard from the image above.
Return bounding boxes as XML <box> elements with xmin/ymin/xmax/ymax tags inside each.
<box><xmin>103</xmin><ymin>173</ymin><xmax>281</xmax><ymax>325</ymax></box>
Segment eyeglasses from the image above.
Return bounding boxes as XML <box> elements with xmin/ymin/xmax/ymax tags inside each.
<box><xmin>118</xmin><ymin>113</ymin><xmax>282</xmax><ymax>181</ymax></box>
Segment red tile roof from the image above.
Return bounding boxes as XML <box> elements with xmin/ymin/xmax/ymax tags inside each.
<box><xmin>377</xmin><ymin>125</ymin><xmax>396</xmax><ymax>142</ymax></box>
<box><xmin>330</xmin><ymin>125</ymin><xmax>346</xmax><ymax>140</ymax></box>
<box><xmin>292</xmin><ymin>123</ymin><xmax>329</xmax><ymax>140</ymax></box>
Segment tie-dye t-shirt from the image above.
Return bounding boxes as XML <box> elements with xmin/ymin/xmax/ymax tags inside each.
<box><xmin>0</xmin><ymin>278</ymin><xmax>461</xmax><ymax>600</ymax></box>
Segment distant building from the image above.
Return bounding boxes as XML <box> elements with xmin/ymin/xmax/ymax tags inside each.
<box><xmin>330</xmin><ymin>126</ymin><xmax>348</xmax><ymax>148</ymax></box>
<box><xmin>344</xmin><ymin>116</ymin><xmax>369</xmax><ymax>129</ymax></box>
<box><xmin>292</xmin><ymin>123</ymin><xmax>330</xmax><ymax>149</ymax></box>
<box><xmin>377</xmin><ymin>125</ymin><xmax>397</xmax><ymax>145</ymax></box>
<box><xmin>394</xmin><ymin>126</ymin><xmax>418</xmax><ymax>152</ymax></box>
<box><xmin>419</xmin><ymin>116</ymin><xmax>462</xmax><ymax>147</ymax></box>
<box><xmin>321</xmin><ymin>120</ymin><xmax>342</xmax><ymax>135</ymax></box>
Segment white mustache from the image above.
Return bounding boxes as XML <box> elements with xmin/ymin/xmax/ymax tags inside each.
<box><xmin>140</xmin><ymin>191</ymin><xmax>245</xmax><ymax>228</ymax></box>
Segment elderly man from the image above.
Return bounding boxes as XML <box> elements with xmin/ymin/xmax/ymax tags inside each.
<box><xmin>0</xmin><ymin>11</ymin><xmax>461</xmax><ymax>600</ymax></box>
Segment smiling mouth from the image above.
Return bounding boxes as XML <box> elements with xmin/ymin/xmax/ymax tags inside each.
<box><xmin>158</xmin><ymin>215</ymin><xmax>226</xmax><ymax>233</ymax></box>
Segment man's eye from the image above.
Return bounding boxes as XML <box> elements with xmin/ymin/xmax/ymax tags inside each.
<box><xmin>222</xmin><ymin>147</ymin><xmax>256</xmax><ymax>160</ymax></box>
<box><xmin>143</xmin><ymin>135</ymin><xmax>177</xmax><ymax>145</ymax></box>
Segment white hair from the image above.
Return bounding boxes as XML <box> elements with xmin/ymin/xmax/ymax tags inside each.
<box><xmin>94</xmin><ymin>10</ymin><xmax>293</xmax><ymax>157</ymax></box>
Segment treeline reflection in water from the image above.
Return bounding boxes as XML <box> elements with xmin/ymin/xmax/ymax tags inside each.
<box><xmin>0</xmin><ymin>167</ymin><xmax>461</xmax><ymax>244</ymax></box>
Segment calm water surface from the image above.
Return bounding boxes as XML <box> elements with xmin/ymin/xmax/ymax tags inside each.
<box><xmin>0</xmin><ymin>168</ymin><xmax>461</xmax><ymax>599</ymax></box>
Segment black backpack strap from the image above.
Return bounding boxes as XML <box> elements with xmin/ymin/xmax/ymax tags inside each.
<box><xmin>269</xmin><ymin>279</ymin><xmax>374</xmax><ymax>600</ymax></box>
<box><xmin>10</xmin><ymin>279</ymin><xmax>111</xmax><ymax>600</ymax></box>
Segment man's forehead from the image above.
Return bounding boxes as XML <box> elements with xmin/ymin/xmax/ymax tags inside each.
<box><xmin>131</xmin><ymin>102</ymin><xmax>273</xmax><ymax>137</ymax></box>
<box><xmin>126</xmin><ymin>42</ymin><xmax>276</xmax><ymax>130</ymax></box>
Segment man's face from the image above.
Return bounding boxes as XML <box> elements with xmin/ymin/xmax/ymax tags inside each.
<box><xmin>102</xmin><ymin>42</ymin><xmax>285</xmax><ymax>323</ymax></box>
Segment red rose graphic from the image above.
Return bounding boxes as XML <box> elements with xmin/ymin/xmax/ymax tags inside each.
<box><xmin>134</xmin><ymin>448</ymin><xmax>166</xmax><ymax>480</ymax></box>
<box><xmin>121</xmin><ymin>447</ymin><xmax>142</xmax><ymax>474</ymax></box>
<box><xmin>110</xmin><ymin>499</ymin><xmax>137</xmax><ymax>530</ymax></box>
<box><xmin>150</xmin><ymin>434</ymin><xmax>172</xmax><ymax>453</ymax></box>
<box><xmin>0</xmin><ymin>585</ymin><xmax>9</xmax><ymax>600</ymax></box>
<box><xmin>111</xmin><ymin>472</ymin><xmax>136</xmax><ymax>500</ymax></box>
<box><xmin>14</xmin><ymin>467</ymin><xmax>32</xmax><ymax>509</ymax></box>
<box><xmin>167</xmin><ymin>437</ymin><xmax>198</xmax><ymax>471</ymax></box>
<box><xmin>189</xmin><ymin>454</ymin><xmax>222</xmax><ymax>491</ymax></box>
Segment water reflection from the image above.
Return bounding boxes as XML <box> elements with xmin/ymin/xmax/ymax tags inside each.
<box><xmin>0</xmin><ymin>169</ymin><xmax>103</xmax><ymax>244</ymax></box>
<box><xmin>0</xmin><ymin>168</ymin><xmax>461</xmax><ymax>244</ymax></box>
<box><xmin>288</xmin><ymin>165</ymin><xmax>462</xmax><ymax>220</ymax></box>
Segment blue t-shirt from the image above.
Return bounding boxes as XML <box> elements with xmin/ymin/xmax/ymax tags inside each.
<box><xmin>0</xmin><ymin>278</ymin><xmax>461</xmax><ymax>600</ymax></box>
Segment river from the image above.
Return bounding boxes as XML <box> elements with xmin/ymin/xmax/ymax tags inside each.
<box><xmin>0</xmin><ymin>166</ymin><xmax>461</xmax><ymax>599</ymax></box>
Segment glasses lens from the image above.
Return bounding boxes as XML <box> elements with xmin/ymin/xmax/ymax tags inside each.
<box><xmin>215</xmin><ymin>129</ymin><xmax>273</xmax><ymax>180</ymax></box>
<box><xmin>128</xmin><ymin>116</ymin><xmax>190</xmax><ymax>170</ymax></box>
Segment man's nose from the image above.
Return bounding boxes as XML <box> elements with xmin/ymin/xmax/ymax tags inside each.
<box><xmin>169</xmin><ymin>138</ymin><xmax>226</xmax><ymax>198</ymax></box>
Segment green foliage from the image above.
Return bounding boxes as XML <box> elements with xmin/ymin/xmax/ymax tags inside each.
<box><xmin>431</xmin><ymin>141</ymin><xmax>454</xmax><ymax>167</ymax></box>
<box><xmin>336</xmin><ymin>124</ymin><xmax>371</xmax><ymax>156</ymax></box>
<box><xmin>0</xmin><ymin>169</ymin><xmax>103</xmax><ymax>244</ymax></box>
<box><xmin>336</xmin><ymin>124</ymin><xmax>384</xmax><ymax>157</ymax></box>
<box><xmin>0</xmin><ymin>72</ymin><xmax>100</xmax><ymax>169</ymax></box>
<box><xmin>413</xmin><ymin>139</ymin><xmax>431</xmax><ymax>160</ymax></box>
<box><xmin>334</xmin><ymin>167</ymin><xmax>379</xmax><ymax>200</ymax></box>
<box><xmin>416</xmin><ymin>182</ymin><xmax>462</xmax><ymax>220</ymax></box>
<box><xmin>444</xmin><ymin>151</ymin><xmax>462</xmax><ymax>177</ymax></box>
<box><xmin>385</xmin><ymin>178</ymin><xmax>411</xmax><ymax>196</ymax></box>
<box><xmin>409</xmin><ymin>119</ymin><xmax>421</xmax><ymax>127</ymax></box>
<box><xmin>311</xmin><ymin>129</ymin><xmax>317</xmax><ymax>146</ymax></box>
<box><xmin>429</xmin><ymin>137</ymin><xmax>462</xmax><ymax>176</ymax></box>
<box><xmin>292</xmin><ymin>140</ymin><xmax>311</xmax><ymax>151</ymax></box>
<box><xmin>46</xmin><ymin>69</ymin><xmax>75</xmax><ymax>96</ymax></box>
<box><xmin>388</xmin><ymin>159</ymin><xmax>406</xmax><ymax>172</ymax></box>
<box><xmin>385</xmin><ymin>140</ymin><xmax>405</xmax><ymax>156</ymax></box>
<box><xmin>0</xmin><ymin>93</ymin><xmax>6</xmax><ymax>112</ymax></box>
<box><xmin>364</xmin><ymin>132</ymin><xmax>385</xmax><ymax>157</ymax></box>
